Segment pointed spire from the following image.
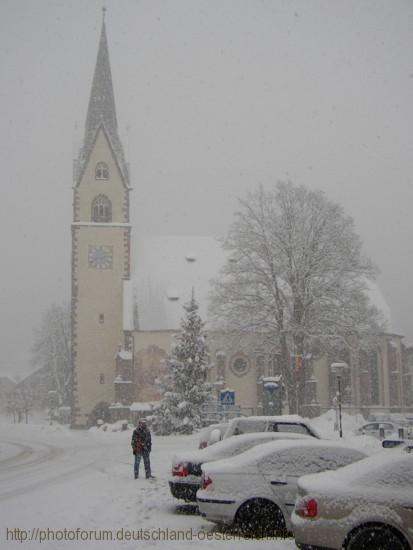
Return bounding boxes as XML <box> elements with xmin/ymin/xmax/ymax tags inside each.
<box><xmin>79</xmin><ymin>11</ymin><xmax>129</xmax><ymax>184</ymax></box>
<box><xmin>84</xmin><ymin>13</ymin><xmax>117</xmax><ymax>149</ymax></box>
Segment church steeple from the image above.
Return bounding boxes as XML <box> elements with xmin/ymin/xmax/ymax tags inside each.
<box><xmin>71</xmin><ymin>9</ymin><xmax>132</xmax><ymax>428</ymax></box>
<box><xmin>79</xmin><ymin>9</ymin><xmax>128</xmax><ymax>184</ymax></box>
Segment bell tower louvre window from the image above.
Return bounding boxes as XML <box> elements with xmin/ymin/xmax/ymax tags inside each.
<box><xmin>91</xmin><ymin>194</ymin><xmax>112</xmax><ymax>222</ymax></box>
<box><xmin>95</xmin><ymin>162</ymin><xmax>109</xmax><ymax>180</ymax></box>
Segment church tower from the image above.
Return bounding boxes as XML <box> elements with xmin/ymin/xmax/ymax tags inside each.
<box><xmin>71</xmin><ymin>11</ymin><xmax>131</xmax><ymax>428</ymax></box>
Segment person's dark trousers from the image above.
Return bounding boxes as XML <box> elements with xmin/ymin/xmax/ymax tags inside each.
<box><xmin>134</xmin><ymin>451</ymin><xmax>151</xmax><ymax>478</ymax></box>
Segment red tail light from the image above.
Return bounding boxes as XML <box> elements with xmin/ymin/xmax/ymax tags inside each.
<box><xmin>172</xmin><ymin>463</ymin><xmax>189</xmax><ymax>477</ymax></box>
<box><xmin>295</xmin><ymin>497</ymin><xmax>318</xmax><ymax>518</ymax></box>
<box><xmin>201</xmin><ymin>474</ymin><xmax>213</xmax><ymax>490</ymax></box>
<box><xmin>199</xmin><ymin>441</ymin><xmax>208</xmax><ymax>449</ymax></box>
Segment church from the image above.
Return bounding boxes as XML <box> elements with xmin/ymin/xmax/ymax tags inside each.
<box><xmin>70</xmin><ymin>15</ymin><xmax>412</xmax><ymax>428</ymax></box>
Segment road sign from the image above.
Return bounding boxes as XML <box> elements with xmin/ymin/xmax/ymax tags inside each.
<box><xmin>220</xmin><ymin>389</ymin><xmax>235</xmax><ymax>406</ymax></box>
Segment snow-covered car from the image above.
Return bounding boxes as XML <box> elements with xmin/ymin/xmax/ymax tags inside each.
<box><xmin>222</xmin><ymin>415</ymin><xmax>320</xmax><ymax>439</ymax></box>
<box><xmin>169</xmin><ymin>431</ymin><xmax>312</xmax><ymax>502</ymax></box>
<box><xmin>198</xmin><ymin>422</ymin><xmax>228</xmax><ymax>449</ymax></box>
<box><xmin>197</xmin><ymin>439</ymin><xmax>367</xmax><ymax>535</ymax></box>
<box><xmin>354</xmin><ymin>421</ymin><xmax>398</xmax><ymax>438</ymax></box>
<box><xmin>292</xmin><ymin>447</ymin><xmax>413</xmax><ymax>550</ymax></box>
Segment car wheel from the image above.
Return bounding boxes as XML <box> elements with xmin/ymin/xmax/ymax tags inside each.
<box><xmin>235</xmin><ymin>498</ymin><xmax>286</xmax><ymax>537</ymax></box>
<box><xmin>346</xmin><ymin>524</ymin><xmax>409</xmax><ymax>550</ymax></box>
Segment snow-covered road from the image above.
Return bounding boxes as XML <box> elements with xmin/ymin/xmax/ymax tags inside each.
<box><xmin>0</xmin><ymin>422</ymin><xmax>296</xmax><ymax>550</ymax></box>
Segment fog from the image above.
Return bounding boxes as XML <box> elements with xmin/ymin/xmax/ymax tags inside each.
<box><xmin>1</xmin><ymin>0</ymin><xmax>413</xmax><ymax>378</ymax></box>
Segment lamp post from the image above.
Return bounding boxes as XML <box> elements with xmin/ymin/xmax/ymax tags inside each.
<box><xmin>337</xmin><ymin>374</ymin><xmax>343</xmax><ymax>438</ymax></box>
<box><xmin>330</xmin><ymin>362</ymin><xmax>349</xmax><ymax>438</ymax></box>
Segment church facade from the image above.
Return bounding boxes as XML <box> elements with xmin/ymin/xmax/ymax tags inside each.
<box><xmin>71</xmin><ymin>18</ymin><xmax>412</xmax><ymax>428</ymax></box>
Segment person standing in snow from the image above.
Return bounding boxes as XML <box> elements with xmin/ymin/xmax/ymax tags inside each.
<box><xmin>131</xmin><ymin>419</ymin><xmax>153</xmax><ymax>479</ymax></box>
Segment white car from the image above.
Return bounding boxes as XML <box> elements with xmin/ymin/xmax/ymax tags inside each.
<box><xmin>222</xmin><ymin>415</ymin><xmax>321</xmax><ymax>439</ymax></box>
<box><xmin>355</xmin><ymin>421</ymin><xmax>398</xmax><ymax>439</ymax></box>
<box><xmin>198</xmin><ymin>422</ymin><xmax>229</xmax><ymax>449</ymax></box>
<box><xmin>169</xmin><ymin>431</ymin><xmax>312</xmax><ymax>502</ymax></box>
<box><xmin>197</xmin><ymin>439</ymin><xmax>367</xmax><ymax>536</ymax></box>
<box><xmin>292</xmin><ymin>447</ymin><xmax>413</xmax><ymax>549</ymax></box>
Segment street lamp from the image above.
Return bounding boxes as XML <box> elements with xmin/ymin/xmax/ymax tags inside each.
<box><xmin>330</xmin><ymin>362</ymin><xmax>349</xmax><ymax>438</ymax></box>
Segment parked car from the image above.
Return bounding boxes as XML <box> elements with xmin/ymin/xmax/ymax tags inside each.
<box><xmin>198</xmin><ymin>422</ymin><xmax>228</xmax><ymax>449</ymax></box>
<box><xmin>197</xmin><ymin>439</ymin><xmax>367</xmax><ymax>536</ymax></box>
<box><xmin>292</xmin><ymin>447</ymin><xmax>413</xmax><ymax>550</ymax></box>
<box><xmin>169</xmin><ymin>431</ymin><xmax>312</xmax><ymax>502</ymax></box>
<box><xmin>354</xmin><ymin>421</ymin><xmax>398</xmax><ymax>438</ymax></box>
<box><xmin>222</xmin><ymin>415</ymin><xmax>321</xmax><ymax>439</ymax></box>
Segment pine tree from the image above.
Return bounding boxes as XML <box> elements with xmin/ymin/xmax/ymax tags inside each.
<box><xmin>154</xmin><ymin>294</ymin><xmax>212</xmax><ymax>435</ymax></box>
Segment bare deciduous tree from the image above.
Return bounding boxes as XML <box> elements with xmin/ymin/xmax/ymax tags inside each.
<box><xmin>32</xmin><ymin>303</ymin><xmax>72</xmax><ymax>407</ymax></box>
<box><xmin>7</xmin><ymin>386</ymin><xmax>32</xmax><ymax>423</ymax></box>
<box><xmin>210</xmin><ymin>182</ymin><xmax>384</xmax><ymax>413</ymax></box>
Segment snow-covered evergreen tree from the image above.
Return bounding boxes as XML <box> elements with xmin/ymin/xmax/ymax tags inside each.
<box><xmin>154</xmin><ymin>294</ymin><xmax>212</xmax><ymax>435</ymax></box>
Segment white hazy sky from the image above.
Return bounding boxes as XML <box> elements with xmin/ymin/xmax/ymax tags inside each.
<box><xmin>1</xmin><ymin>0</ymin><xmax>413</xmax><ymax>379</ymax></box>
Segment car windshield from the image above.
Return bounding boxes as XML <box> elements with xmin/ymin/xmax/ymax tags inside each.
<box><xmin>270</xmin><ymin>423</ymin><xmax>311</xmax><ymax>435</ymax></box>
<box><xmin>230</xmin><ymin>419</ymin><xmax>268</xmax><ymax>435</ymax></box>
<box><xmin>258</xmin><ymin>446</ymin><xmax>366</xmax><ymax>476</ymax></box>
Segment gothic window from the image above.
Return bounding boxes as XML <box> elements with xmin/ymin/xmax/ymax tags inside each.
<box><xmin>366</xmin><ymin>350</ymin><xmax>380</xmax><ymax>405</ymax></box>
<box><xmin>271</xmin><ymin>354</ymin><xmax>282</xmax><ymax>376</ymax></box>
<box><xmin>99</xmin><ymin>373</ymin><xmax>105</xmax><ymax>384</ymax></box>
<box><xmin>256</xmin><ymin>355</ymin><xmax>266</xmax><ymax>378</ymax></box>
<box><xmin>91</xmin><ymin>195</ymin><xmax>112</xmax><ymax>223</ymax></box>
<box><xmin>95</xmin><ymin>162</ymin><xmax>109</xmax><ymax>180</ymax></box>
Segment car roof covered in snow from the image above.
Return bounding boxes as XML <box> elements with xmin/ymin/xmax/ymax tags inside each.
<box><xmin>223</xmin><ymin>415</ymin><xmax>321</xmax><ymax>438</ymax></box>
<box><xmin>296</xmin><ymin>446</ymin><xmax>413</xmax><ymax>495</ymax></box>
<box><xmin>173</xmin><ymin>431</ymin><xmax>312</xmax><ymax>465</ymax></box>
<box><xmin>202</xmin><ymin>438</ymin><xmax>368</xmax><ymax>475</ymax></box>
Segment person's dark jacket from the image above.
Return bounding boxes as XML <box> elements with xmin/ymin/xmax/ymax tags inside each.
<box><xmin>131</xmin><ymin>425</ymin><xmax>152</xmax><ymax>454</ymax></box>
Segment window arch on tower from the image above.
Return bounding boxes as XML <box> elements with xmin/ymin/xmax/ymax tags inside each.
<box><xmin>91</xmin><ymin>195</ymin><xmax>112</xmax><ymax>223</ymax></box>
<box><xmin>95</xmin><ymin>162</ymin><xmax>109</xmax><ymax>180</ymax></box>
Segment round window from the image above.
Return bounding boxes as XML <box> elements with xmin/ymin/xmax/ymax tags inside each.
<box><xmin>231</xmin><ymin>357</ymin><xmax>250</xmax><ymax>376</ymax></box>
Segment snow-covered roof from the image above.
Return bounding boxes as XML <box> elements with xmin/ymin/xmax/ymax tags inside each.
<box><xmin>114</xmin><ymin>376</ymin><xmax>132</xmax><ymax>384</ymax></box>
<box><xmin>124</xmin><ymin>235</ymin><xmax>226</xmax><ymax>331</ymax></box>
<box><xmin>122</xmin><ymin>235</ymin><xmax>395</xmax><ymax>335</ymax></box>
<box><xmin>117</xmin><ymin>350</ymin><xmax>132</xmax><ymax>361</ymax></box>
<box><xmin>365</xmin><ymin>279</ymin><xmax>396</xmax><ymax>334</ymax></box>
<box><xmin>129</xmin><ymin>401</ymin><xmax>160</xmax><ymax>412</ymax></box>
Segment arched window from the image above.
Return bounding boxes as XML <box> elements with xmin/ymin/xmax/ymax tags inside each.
<box><xmin>91</xmin><ymin>195</ymin><xmax>112</xmax><ymax>223</ymax></box>
<box><xmin>271</xmin><ymin>354</ymin><xmax>282</xmax><ymax>376</ymax></box>
<box><xmin>95</xmin><ymin>162</ymin><xmax>109</xmax><ymax>180</ymax></box>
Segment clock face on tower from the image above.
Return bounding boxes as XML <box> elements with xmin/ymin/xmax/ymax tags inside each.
<box><xmin>88</xmin><ymin>245</ymin><xmax>113</xmax><ymax>269</ymax></box>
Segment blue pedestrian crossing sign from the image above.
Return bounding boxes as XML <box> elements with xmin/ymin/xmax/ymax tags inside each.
<box><xmin>220</xmin><ymin>389</ymin><xmax>235</xmax><ymax>406</ymax></box>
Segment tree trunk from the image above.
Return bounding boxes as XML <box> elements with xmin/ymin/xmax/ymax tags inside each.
<box><xmin>294</xmin><ymin>333</ymin><xmax>306</xmax><ymax>416</ymax></box>
<box><xmin>280</xmin><ymin>334</ymin><xmax>297</xmax><ymax>414</ymax></box>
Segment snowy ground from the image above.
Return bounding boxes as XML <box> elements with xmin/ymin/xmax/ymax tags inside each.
<box><xmin>0</xmin><ymin>412</ymin><xmax>379</xmax><ymax>550</ymax></box>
